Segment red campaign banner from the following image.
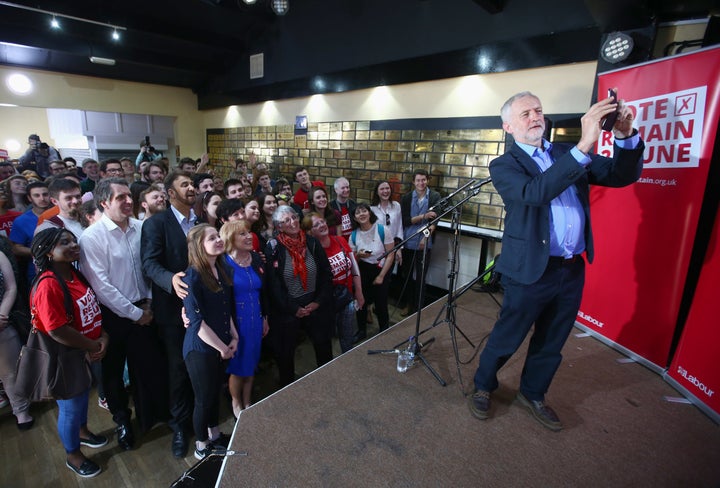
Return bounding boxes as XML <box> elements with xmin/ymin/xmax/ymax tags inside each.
<box><xmin>667</xmin><ymin>210</ymin><xmax>720</xmax><ymax>418</ymax></box>
<box><xmin>576</xmin><ymin>47</ymin><xmax>720</xmax><ymax>367</ymax></box>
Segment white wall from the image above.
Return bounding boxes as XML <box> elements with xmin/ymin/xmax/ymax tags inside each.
<box><xmin>202</xmin><ymin>62</ymin><xmax>598</xmax><ymax>127</ymax></box>
<box><xmin>0</xmin><ymin>66</ymin><xmax>203</xmax><ymax>159</ymax></box>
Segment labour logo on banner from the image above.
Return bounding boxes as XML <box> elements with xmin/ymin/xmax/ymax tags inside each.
<box><xmin>598</xmin><ymin>86</ymin><xmax>707</xmax><ymax>169</ymax></box>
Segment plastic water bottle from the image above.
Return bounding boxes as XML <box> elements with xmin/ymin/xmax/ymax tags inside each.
<box><xmin>406</xmin><ymin>336</ymin><xmax>416</xmax><ymax>366</ymax></box>
<box><xmin>397</xmin><ymin>336</ymin><xmax>416</xmax><ymax>373</ymax></box>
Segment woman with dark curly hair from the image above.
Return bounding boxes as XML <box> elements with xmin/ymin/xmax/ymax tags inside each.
<box><xmin>29</xmin><ymin>228</ymin><xmax>109</xmax><ymax>478</ymax></box>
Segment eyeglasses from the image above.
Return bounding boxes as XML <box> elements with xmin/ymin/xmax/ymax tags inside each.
<box><xmin>106</xmin><ymin>167</ymin><xmax>124</xmax><ymax>174</ymax></box>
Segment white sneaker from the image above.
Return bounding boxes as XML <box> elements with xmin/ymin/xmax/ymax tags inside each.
<box><xmin>97</xmin><ymin>397</ymin><xmax>109</xmax><ymax>411</ymax></box>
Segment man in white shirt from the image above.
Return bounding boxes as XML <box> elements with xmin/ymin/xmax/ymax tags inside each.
<box><xmin>79</xmin><ymin>178</ymin><xmax>168</xmax><ymax>450</ymax></box>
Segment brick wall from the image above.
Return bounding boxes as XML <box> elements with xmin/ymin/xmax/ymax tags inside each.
<box><xmin>207</xmin><ymin>120</ymin><xmax>508</xmax><ymax>232</ymax></box>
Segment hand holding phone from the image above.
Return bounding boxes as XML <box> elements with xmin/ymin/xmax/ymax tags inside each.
<box><xmin>601</xmin><ymin>89</ymin><xmax>620</xmax><ymax>131</ymax></box>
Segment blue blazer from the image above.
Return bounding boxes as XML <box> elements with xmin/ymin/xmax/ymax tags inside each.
<box><xmin>492</xmin><ymin>140</ymin><xmax>644</xmax><ymax>285</ymax></box>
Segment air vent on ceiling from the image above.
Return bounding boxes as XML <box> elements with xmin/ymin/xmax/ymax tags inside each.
<box><xmin>250</xmin><ymin>53</ymin><xmax>264</xmax><ymax>79</ymax></box>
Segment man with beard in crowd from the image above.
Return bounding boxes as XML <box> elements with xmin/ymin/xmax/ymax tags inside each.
<box><xmin>141</xmin><ymin>171</ymin><xmax>197</xmax><ymax>458</ymax></box>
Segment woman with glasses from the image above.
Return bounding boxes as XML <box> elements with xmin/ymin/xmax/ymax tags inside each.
<box><xmin>303</xmin><ymin>213</ymin><xmax>364</xmax><ymax>353</ymax></box>
<box><xmin>265</xmin><ymin>206</ymin><xmax>333</xmax><ymax>387</ymax></box>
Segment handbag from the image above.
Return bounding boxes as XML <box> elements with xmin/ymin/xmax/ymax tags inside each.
<box><xmin>14</xmin><ymin>272</ymin><xmax>93</xmax><ymax>402</ymax></box>
<box><xmin>333</xmin><ymin>284</ymin><xmax>354</xmax><ymax>313</ymax></box>
<box><xmin>15</xmin><ymin>327</ymin><xmax>92</xmax><ymax>402</ymax></box>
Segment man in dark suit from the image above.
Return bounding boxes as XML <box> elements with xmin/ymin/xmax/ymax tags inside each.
<box><xmin>141</xmin><ymin>171</ymin><xmax>197</xmax><ymax>457</ymax></box>
<box><xmin>468</xmin><ymin>90</ymin><xmax>644</xmax><ymax>431</ymax></box>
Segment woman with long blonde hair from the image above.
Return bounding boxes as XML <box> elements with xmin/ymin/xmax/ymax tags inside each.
<box><xmin>182</xmin><ymin>224</ymin><xmax>238</xmax><ymax>460</ymax></box>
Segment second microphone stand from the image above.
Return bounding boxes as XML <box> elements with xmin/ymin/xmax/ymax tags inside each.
<box><xmin>368</xmin><ymin>178</ymin><xmax>491</xmax><ymax>387</ymax></box>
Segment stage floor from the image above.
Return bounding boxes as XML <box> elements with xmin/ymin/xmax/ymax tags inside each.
<box><xmin>218</xmin><ymin>291</ymin><xmax>720</xmax><ymax>487</ymax></box>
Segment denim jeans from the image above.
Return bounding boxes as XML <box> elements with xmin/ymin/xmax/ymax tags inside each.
<box><xmin>335</xmin><ymin>301</ymin><xmax>357</xmax><ymax>353</ymax></box>
<box><xmin>56</xmin><ymin>390</ymin><xmax>90</xmax><ymax>453</ymax></box>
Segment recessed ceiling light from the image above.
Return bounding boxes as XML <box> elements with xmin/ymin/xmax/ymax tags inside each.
<box><xmin>6</xmin><ymin>73</ymin><xmax>33</xmax><ymax>95</ymax></box>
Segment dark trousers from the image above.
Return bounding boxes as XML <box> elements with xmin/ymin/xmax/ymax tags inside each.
<box><xmin>400</xmin><ymin>247</ymin><xmax>432</xmax><ymax>311</ymax></box>
<box><xmin>101</xmin><ymin>305</ymin><xmax>169</xmax><ymax>432</ymax></box>
<box><xmin>185</xmin><ymin>350</ymin><xmax>221</xmax><ymax>443</ymax></box>
<box><xmin>356</xmin><ymin>260</ymin><xmax>391</xmax><ymax>333</ymax></box>
<box><xmin>268</xmin><ymin>310</ymin><xmax>333</xmax><ymax>388</ymax></box>
<box><xmin>473</xmin><ymin>258</ymin><xmax>585</xmax><ymax>401</ymax></box>
<box><xmin>158</xmin><ymin>320</ymin><xmax>194</xmax><ymax>434</ymax></box>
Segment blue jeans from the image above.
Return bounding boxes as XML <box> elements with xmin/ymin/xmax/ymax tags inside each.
<box><xmin>335</xmin><ymin>301</ymin><xmax>357</xmax><ymax>353</ymax></box>
<box><xmin>56</xmin><ymin>390</ymin><xmax>90</xmax><ymax>453</ymax></box>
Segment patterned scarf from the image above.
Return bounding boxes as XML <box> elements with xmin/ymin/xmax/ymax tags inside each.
<box><xmin>276</xmin><ymin>230</ymin><xmax>308</xmax><ymax>290</ymax></box>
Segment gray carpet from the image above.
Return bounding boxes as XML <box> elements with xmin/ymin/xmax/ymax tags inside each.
<box><xmin>218</xmin><ymin>292</ymin><xmax>720</xmax><ymax>487</ymax></box>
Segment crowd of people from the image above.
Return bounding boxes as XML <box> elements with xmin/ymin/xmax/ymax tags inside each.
<box><xmin>0</xmin><ymin>135</ymin><xmax>439</xmax><ymax>479</ymax></box>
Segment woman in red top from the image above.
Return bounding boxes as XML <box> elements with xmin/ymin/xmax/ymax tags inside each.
<box><xmin>30</xmin><ymin>228</ymin><xmax>109</xmax><ymax>478</ymax></box>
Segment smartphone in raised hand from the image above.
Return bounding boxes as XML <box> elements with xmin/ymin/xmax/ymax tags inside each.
<box><xmin>601</xmin><ymin>88</ymin><xmax>620</xmax><ymax>132</ymax></box>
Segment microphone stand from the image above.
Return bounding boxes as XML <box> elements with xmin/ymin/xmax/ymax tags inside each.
<box><xmin>368</xmin><ymin>178</ymin><xmax>492</xmax><ymax>387</ymax></box>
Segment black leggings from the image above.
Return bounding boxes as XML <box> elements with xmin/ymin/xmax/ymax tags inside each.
<box><xmin>185</xmin><ymin>350</ymin><xmax>222</xmax><ymax>443</ymax></box>
<box><xmin>356</xmin><ymin>260</ymin><xmax>391</xmax><ymax>333</ymax></box>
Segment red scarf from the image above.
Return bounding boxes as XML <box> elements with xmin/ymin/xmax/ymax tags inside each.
<box><xmin>276</xmin><ymin>231</ymin><xmax>308</xmax><ymax>290</ymax></box>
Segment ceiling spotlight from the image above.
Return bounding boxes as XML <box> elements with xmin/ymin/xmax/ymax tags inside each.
<box><xmin>50</xmin><ymin>15</ymin><xmax>60</xmax><ymax>29</ymax></box>
<box><xmin>111</xmin><ymin>29</ymin><xmax>120</xmax><ymax>41</ymax></box>
<box><xmin>243</xmin><ymin>0</ymin><xmax>257</xmax><ymax>4</ymax></box>
<box><xmin>601</xmin><ymin>32</ymin><xmax>634</xmax><ymax>64</ymax></box>
<box><xmin>271</xmin><ymin>0</ymin><xmax>289</xmax><ymax>15</ymax></box>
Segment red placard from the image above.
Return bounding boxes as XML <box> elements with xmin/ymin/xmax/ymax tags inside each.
<box><xmin>576</xmin><ymin>47</ymin><xmax>720</xmax><ymax>367</ymax></box>
<box><xmin>667</xmin><ymin>209</ymin><xmax>720</xmax><ymax>417</ymax></box>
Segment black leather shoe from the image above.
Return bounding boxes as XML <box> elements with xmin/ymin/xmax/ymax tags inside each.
<box><xmin>172</xmin><ymin>431</ymin><xmax>188</xmax><ymax>458</ymax></box>
<box><xmin>17</xmin><ymin>419</ymin><xmax>35</xmax><ymax>431</ymax></box>
<box><xmin>468</xmin><ymin>390</ymin><xmax>491</xmax><ymax>420</ymax></box>
<box><xmin>66</xmin><ymin>459</ymin><xmax>101</xmax><ymax>478</ymax></box>
<box><xmin>80</xmin><ymin>432</ymin><xmax>108</xmax><ymax>448</ymax></box>
<box><xmin>115</xmin><ymin>423</ymin><xmax>135</xmax><ymax>450</ymax></box>
<box><xmin>515</xmin><ymin>391</ymin><xmax>563</xmax><ymax>431</ymax></box>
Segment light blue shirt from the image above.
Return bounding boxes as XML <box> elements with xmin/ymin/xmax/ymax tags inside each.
<box><xmin>516</xmin><ymin>140</ymin><xmax>588</xmax><ymax>258</ymax></box>
<box><xmin>515</xmin><ymin>135</ymin><xmax>640</xmax><ymax>258</ymax></box>
<box><xmin>170</xmin><ymin>204</ymin><xmax>197</xmax><ymax>236</ymax></box>
<box><xmin>403</xmin><ymin>190</ymin><xmax>431</xmax><ymax>250</ymax></box>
